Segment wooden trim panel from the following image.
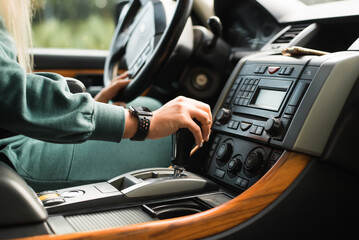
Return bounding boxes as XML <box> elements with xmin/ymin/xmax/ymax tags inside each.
<box><xmin>33</xmin><ymin>69</ymin><xmax>104</xmax><ymax>78</ymax></box>
<box><xmin>19</xmin><ymin>151</ymin><xmax>310</xmax><ymax>240</ymax></box>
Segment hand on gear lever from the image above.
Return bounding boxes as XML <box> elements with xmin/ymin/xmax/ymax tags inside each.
<box><xmin>171</xmin><ymin>128</ymin><xmax>196</xmax><ymax>177</ymax></box>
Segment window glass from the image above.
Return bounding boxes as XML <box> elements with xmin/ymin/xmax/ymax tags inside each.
<box><xmin>32</xmin><ymin>0</ymin><xmax>117</xmax><ymax>50</ymax></box>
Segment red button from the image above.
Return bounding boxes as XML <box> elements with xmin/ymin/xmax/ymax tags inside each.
<box><xmin>268</xmin><ymin>66</ymin><xmax>280</xmax><ymax>74</ymax></box>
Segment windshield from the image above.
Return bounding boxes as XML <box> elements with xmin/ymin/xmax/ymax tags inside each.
<box><xmin>298</xmin><ymin>0</ymin><xmax>355</xmax><ymax>5</ymax></box>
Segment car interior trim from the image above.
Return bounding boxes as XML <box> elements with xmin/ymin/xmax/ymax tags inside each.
<box><xmin>33</xmin><ymin>69</ymin><xmax>105</xmax><ymax>78</ymax></box>
<box><xmin>16</xmin><ymin>151</ymin><xmax>309</xmax><ymax>240</ymax></box>
<box><xmin>292</xmin><ymin>52</ymin><xmax>359</xmax><ymax>156</ymax></box>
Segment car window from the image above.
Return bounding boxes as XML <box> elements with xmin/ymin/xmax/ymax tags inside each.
<box><xmin>32</xmin><ymin>0</ymin><xmax>117</xmax><ymax>50</ymax></box>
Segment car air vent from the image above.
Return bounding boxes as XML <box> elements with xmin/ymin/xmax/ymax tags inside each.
<box><xmin>273</xmin><ymin>24</ymin><xmax>310</xmax><ymax>44</ymax></box>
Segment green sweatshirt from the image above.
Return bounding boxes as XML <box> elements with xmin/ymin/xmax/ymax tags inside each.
<box><xmin>0</xmin><ymin>21</ymin><xmax>125</xmax><ymax>143</ymax></box>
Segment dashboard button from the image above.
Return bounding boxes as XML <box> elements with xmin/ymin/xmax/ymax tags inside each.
<box><xmin>214</xmin><ymin>168</ymin><xmax>225</xmax><ymax>179</ymax></box>
<box><xmin>214</xmin><ymin>136</ymin><xmax>221</xmax><ymax>144</ymax></box>
<box><xmin>285</xmin><ymin>105</ymin><xmax>296</xmax><ymax>115</ymax></box>
<box><xmin>240</xmin><ymin>179</ymin><xmax>249</xmax><ymax>188</ymax></box>
<box><xmin>250</xmin><ymin>125</ymin><xmax>258</xmax><ymax>134</ymax></box>
<box><xmin>259</xmin><ymin>66</ymin><xmax>267</xmax><ymax>73</ymax></box>
<box><xmin>278</xmin><ymin>67</ymin><xmax>286</xmax><ymax>75</ymax></box>
<box><xmin>235</xmin><ymin>77</ymin><xmax>242</xmax><ymax>84</ymax></box>
<box><xmin>268</xmin><ymin>66</ymin><xmax>280</xmax><ymax>74</ymax></box>
<box><xmin>255</xmin><ymin>126</ymin><xmax>264</xmax><ymax>135</ymax></box>
<box><xmin>240</xmin><ymin>122</ymin><xmax>252</xmax><ymax>131</ymax></box>
<box><xmin>284</xmin><ymin>67</ymin><xmax>294</xmax><ymax>75</ymax></box>
<box><xmin>232</xmin><ymin>121</ymin><xmax>239</xmax><ymax>130</ymax></box>
<box><xmin>235</xmin><ymin>177</ymin><xmax>243</xmax><ymax>186</ymax></box>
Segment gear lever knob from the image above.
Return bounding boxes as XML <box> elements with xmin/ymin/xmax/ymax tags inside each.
<box><xmin>171</xmin><ymin>128</ymin><xmax>195</xmax><ymax>177</ymax></box>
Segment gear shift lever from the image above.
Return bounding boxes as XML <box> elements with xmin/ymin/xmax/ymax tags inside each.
<box><xmin>171</xmin><ymin>128</ymin><xmax>195</xmax><ymax>177</ymax></box>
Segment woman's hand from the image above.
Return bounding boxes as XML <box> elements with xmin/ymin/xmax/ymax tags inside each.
<box><xmin>147</xmin><ymin>96</ymin><xmax>212</xmax><ymax>147</ymax></box>
<box><xmin>94</xmin><ymin>72</ymin><xmax>131</xmax><ymax>106</ymax></box>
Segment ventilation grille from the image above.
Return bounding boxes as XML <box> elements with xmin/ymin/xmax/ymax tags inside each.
<box><xmin>273</xmin><ymin>24</ymin><xmax>310</xmax><ymax>44</ymax></box>
<box><xmin>65</xmin><ymin>207</ymin><xmax>155</xmax><ymax>232</ymax></box>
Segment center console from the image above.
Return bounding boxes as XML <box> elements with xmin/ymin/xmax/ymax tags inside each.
<box><xmin>204</xmin><ymin>54</ymin><xmax>314</xmax><ymax>191</ymax></box>
<box><xmin>203</xmin><ymin>50</ymin><xmax>359</xmax><ymax>192</ymax></box>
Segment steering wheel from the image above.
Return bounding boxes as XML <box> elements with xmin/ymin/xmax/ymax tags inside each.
<box><xmin>104</xmin><ymin>0</ymin><xmax>193</xmax><ymax>102</ymax></box>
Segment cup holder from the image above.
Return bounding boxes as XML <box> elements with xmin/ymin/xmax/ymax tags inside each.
<box><xmin>142</xmin><ymin>198</ymin><xmax>210</xmax><ymax>220</ymax></box>
<box><xmin>155</xmin><ymin>207</ymin><xmax>202</xmax><ymax>219</ymax></box>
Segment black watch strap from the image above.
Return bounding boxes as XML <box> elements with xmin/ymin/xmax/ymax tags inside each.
<box><xmin>129</xmin><ymin>106</ymin><xmax>152</xmax><ymax>141</ymax></box>
<box><xmin>130</xmin><ymin>114</ymin><xmax>151</xmax><ymax>141</ymax></box>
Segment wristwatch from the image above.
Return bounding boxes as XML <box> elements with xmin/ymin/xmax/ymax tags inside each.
<box><xmin>129</xmin><ymin>106</ymin><xmax>153</xmax><ymax>141</ymax></box>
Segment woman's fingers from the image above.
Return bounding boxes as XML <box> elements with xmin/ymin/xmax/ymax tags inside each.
<box><xmin>109</xmin><ymin>79</ymin><xmax>132</xmax><ymax>93</ymax></box>
<box><xmin>146</xmin><ymin>96</ymin><xmax>212</xmax><ymax>146</ymax></box>
<box><xmin>94</xmin><ymin>79</ymin><xmax>131</xmax><ymax>103</ymax></box>
<box><xmin>188</xmin><ymin>107</ymin><xmax>211</xmax><ymax>143</ymax></box>
<box><xmin>175</xmin><ymin>96</ymin><xmax>212</xmax><ymax>123</ymax></box>
<box><xmin>184</xmin><ymin>118</ymin><xmax>203</xmax><ymax>147</ymax></box>
<box><xmin>175</xmin><ymin>96</ymin><xmax>212</xmax><ymax>143</ymax></box>
<box><xmin>188</xmin><ymin>98</ymin><xmax>212</xmax><ymax>122</ymax></box>
<box><xmin>110</xmin><ymin>71</ymin><xmax>129</xmax><ymax>85</ymax></box>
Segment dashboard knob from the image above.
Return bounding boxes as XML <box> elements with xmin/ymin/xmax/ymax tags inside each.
<box><xmin>216</xmin><ymin>108</ymin><xmax>232</xmax><ymax>125</ymax></box>
<box><xmin>264</xmin><ymin>117</ymin><xmax>283</xmax><ymax>136</ymax></box>
<box><xmin>216</xmin><ymin>142</ymin><xmax>233</xmax><ymax>163</ymax></box>
<box><xmin>227</xmin><ymin>157</ymin><xmax>242</xmax><ymax>173</ymax></box>
<box><xmin>244</xmin><ymin>151</ymin><xmax>263</xmax><ymax>173</ymax></box>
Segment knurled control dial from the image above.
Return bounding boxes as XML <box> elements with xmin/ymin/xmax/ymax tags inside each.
<box><xmin>216</xmin><ymin>108</ymin><xmax>232</xmax><ymax>125</ymax></box>
<box><xmin>244</xmin><ymin>148</ymin><xmax>266</xmax><ymax>177</ymax></box>
<box><xmin>227</xmin><ymin>156</ymin><xmax>242</xmax><ymax>173</ymax></box>
<box><xmin>264</xmin><ymin>117</ymin><xmax>283</xmax><ymax>136</ymax></box>
<box><xmin>216</xmin><ymin>142</ymin><xmax>233</xmax><ymax>163</ymax></box>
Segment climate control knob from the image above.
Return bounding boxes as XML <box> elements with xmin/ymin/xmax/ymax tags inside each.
<box><xmin>265</xmin><ymin>117</ymin><xmax>283</xmax><ymax>136</ymax></box>
<box><xmin>216</xmin><ymin>142</ymin><xmax>233</xmax><ymax>163</ymax></box>
<box><xmin>244</xmin><ymin>150</ymin><xmax>263</xmax><ymax>174</ymax></box>
<box><xmin>216</xmin><ymin>108</ymin><xmax>232</xmax><ymax>125</ymax></box>
<box><xmin>227</xmin><ymin>157</ymin><xmax>242</xmax><ymax>173</ymax></box>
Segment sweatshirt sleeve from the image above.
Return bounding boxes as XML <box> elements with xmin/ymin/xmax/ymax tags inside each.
<box><xmin>0</xmin><ymin>51</ymin><xmax>125</xmax><ymax>143</ymax></box>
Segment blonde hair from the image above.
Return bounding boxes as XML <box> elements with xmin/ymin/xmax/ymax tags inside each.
<box><xmin>0</xmin><ymin>0</ymin><xmax>33</xmax><ymax>72</ymax></box>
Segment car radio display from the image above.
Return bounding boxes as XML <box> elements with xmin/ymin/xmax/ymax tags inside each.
<box><xmin>250</xmin><ymin>88</ymin><xmax>286</xmax><ymax>111</ymax></box>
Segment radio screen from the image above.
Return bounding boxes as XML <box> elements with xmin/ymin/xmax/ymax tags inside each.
<box><xmin>251</xmin><ymin>89</ymin><xmax>286</xmax><ymax>111</ymax></box>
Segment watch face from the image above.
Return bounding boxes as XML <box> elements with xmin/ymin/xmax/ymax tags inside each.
<box><xmin>129</xmin><ymin>106</ymin><xmax>152</xmax><ymax>116</ymax></box>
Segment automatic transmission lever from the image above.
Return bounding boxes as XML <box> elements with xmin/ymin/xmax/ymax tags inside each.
<box><xmin>171</xmin><ymin>128</ymin><xmax>195</xmax><ymax>177</ymax></box>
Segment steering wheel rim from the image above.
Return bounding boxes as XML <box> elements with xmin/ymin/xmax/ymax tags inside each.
<box><xmin>104</xmin><ymin>0</ymin><xmax>193</xmax><ymax>102</ymax></box>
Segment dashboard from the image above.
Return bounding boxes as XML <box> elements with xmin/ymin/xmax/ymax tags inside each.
<box><xmin>215</xmin><ymin>0</ymin><xmax>280</xmax><ymax>50</ymax></box>
<box><xmin>214</xmin><ymin>0</ymin><xmax>359</xmax><ymax>53</ymax></box>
